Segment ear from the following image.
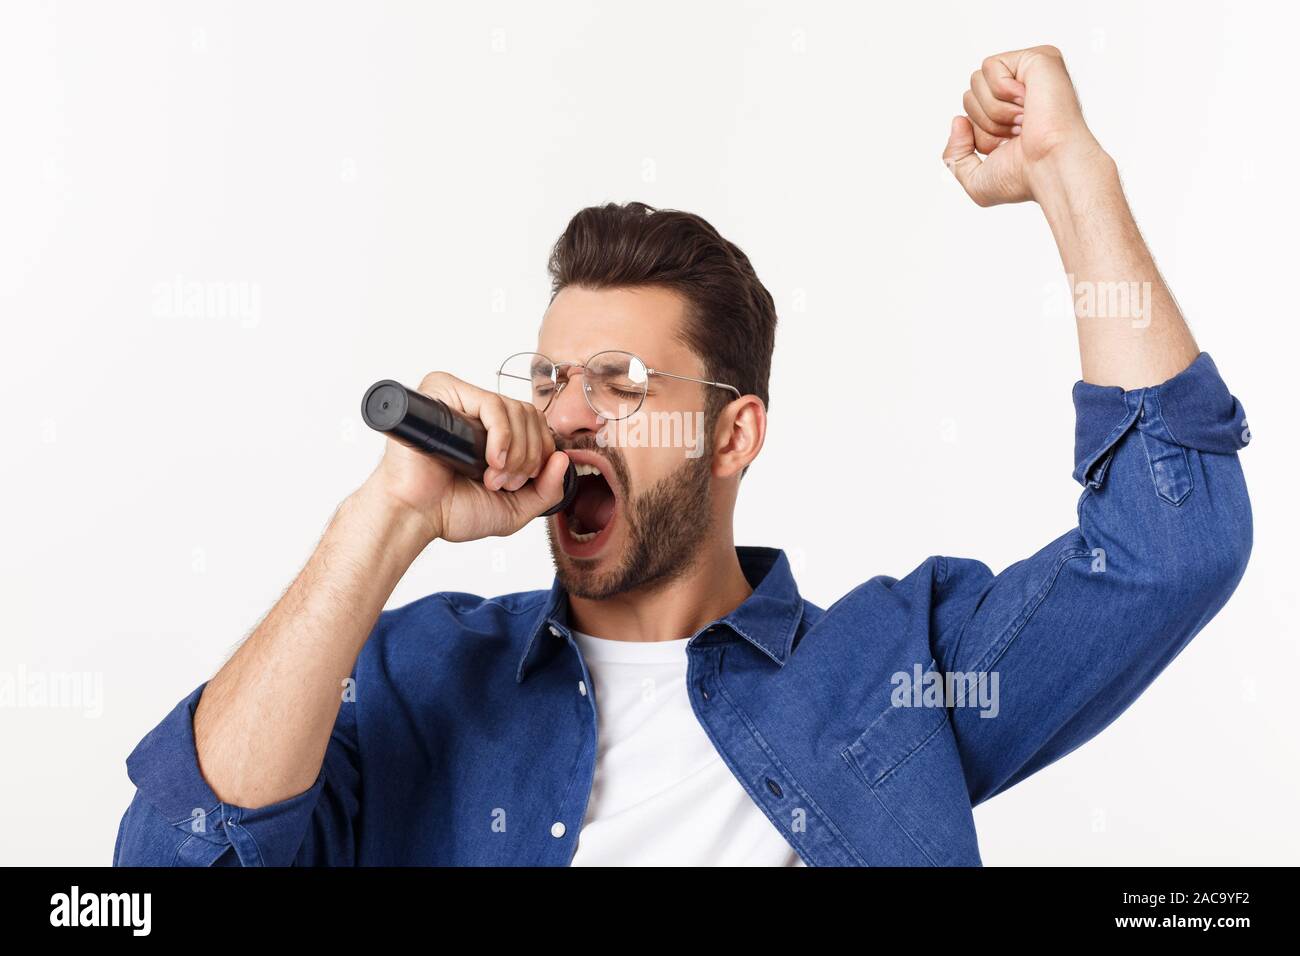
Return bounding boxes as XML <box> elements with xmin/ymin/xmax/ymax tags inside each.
<box><xmin>712</xmin><ymin>395</ymin><xmax>766</xmax><ymax>479</ymax></box>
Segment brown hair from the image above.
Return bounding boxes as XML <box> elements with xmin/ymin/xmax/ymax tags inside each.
<box><xmin>546</xmin><ymin>201</ymin><xmax>777</xmax><ymax>418</ymax></box>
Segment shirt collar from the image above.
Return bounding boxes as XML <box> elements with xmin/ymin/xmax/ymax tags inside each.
<box><xmin>515</xmin><ymin>546</ymin><xmax>804</xmax><ymax>684</ymax></box>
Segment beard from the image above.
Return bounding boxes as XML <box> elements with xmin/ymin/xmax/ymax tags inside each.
<box><xmin>546</xmin><ymin>436</ymin><xmax>713</xmax><ymax>600</ymax></box>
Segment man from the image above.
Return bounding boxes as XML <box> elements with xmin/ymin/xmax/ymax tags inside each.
<box><xmin>114</xmin><ymin>46</ymin><xmax>1251</xmax><ymax>866</ymax></box>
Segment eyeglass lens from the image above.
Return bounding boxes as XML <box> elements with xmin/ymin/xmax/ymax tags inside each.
<box><xmin>497</xmin><ymin>351</ymin><xmax>649</xmax><ymax>420</ymax></box>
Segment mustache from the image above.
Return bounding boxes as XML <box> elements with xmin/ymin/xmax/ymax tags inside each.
<box><xmin>555</xmin><ymin>432</ymin><xmax>599</xmax><ymax>450</ymax></box>
<box><xmin>555</xmin><ymin>434</ymin><xmax>618</xmax><ymax>459</ymax></box>
<box><xmin>554</xmin><ymin>434</ymin><xmax>632</xmax><ymax>497</ymax></box>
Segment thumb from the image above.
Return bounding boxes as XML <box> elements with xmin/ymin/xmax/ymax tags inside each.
<box><xmin>511</xmin><ymin>449</ymin><xmax>571</xmax><ymax>519</ymax></box>
<box><xmin>942</xmin><ymin>115</ymin><xmax>983</xmax><ymax>198</ymax></box>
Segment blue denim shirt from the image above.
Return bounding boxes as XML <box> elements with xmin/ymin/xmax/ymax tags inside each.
<box><xmin>113</xmin><ymin>353</ymin><xmax>1252</xmax><ymax>866</ymax></box>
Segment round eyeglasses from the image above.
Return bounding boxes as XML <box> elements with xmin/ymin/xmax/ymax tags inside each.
<box><xmin>496</xmin><ymin>350</ymin><xmax>740</xmax><ymax>421</ymax></box>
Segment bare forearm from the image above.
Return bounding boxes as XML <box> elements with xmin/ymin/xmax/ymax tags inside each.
<box><xmin>194</xmin><ymin>476</ymin><xmax>432</xmax><ymax>808</ymax></box>
<box><xmin>944</xmin><ymin>46</ymin><xmax>1202</xmax><ymax>390</ymax></box>
<box><xmin>1032</xmin><ymin>146</ymin><xmax>1200</xmax><ymax>389</ymax></box>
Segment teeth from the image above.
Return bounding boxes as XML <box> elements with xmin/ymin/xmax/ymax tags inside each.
<box><xmin>569</xmin><ymin>529</ymin><xmax>598</xmax><ymax>542</ymax></box>
<box><xmin>573</xmin><ymin>463</ymin><xmax>602</xmax><ymax>477</ymax></box>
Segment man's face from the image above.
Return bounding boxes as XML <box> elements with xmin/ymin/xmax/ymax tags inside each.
<box><xmin>537</xmin><ymin>285</ymin><xmax>717</xmax><ymax>599</ymax></box>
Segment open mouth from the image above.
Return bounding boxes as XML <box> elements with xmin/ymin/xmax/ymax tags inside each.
<box><xmin>556</xmin><ymin>459</ymin><xmax>619</xmax><ymax>556</ymax></box>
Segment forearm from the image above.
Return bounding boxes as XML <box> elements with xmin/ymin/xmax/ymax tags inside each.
<box><xmin>194</xmin><ymin>475</ymin><xmax>433</xmax><ymax>808</ymax></box>
<box><xmin>1032</xmin><ymin>144</ymin><xmax>1200</xmax><ymax>389</ymax></box>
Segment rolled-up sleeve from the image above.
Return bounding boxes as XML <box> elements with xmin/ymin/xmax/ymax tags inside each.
<box><xmin>932</xmin><ymin>352</ymin><xmax>1252</xmax><ymax>806</ymax></box>
<box><xmin>113</xmin><ymin>681</ymin><xmax>361</xmax><ymax>866</ymax></box>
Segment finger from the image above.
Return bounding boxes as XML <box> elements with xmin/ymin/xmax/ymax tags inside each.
<box><xmin>472</xmin><ymin>394</ymin><xmax>513</xmax><ymax>480</ymax></box>
<box><xmin>970</xmin><ymin>71</ymin><xmax>1021</xmax><ymax>130</ymax></box>
<box><xmin>505</xmin><ymin>401</ymin><xmax>538</xmax><ymax>491</ymax></box>
<box><xmin>525</xmin><ymin>406</ymin><xmax>553</xmax><ymax>479</ymax></box>
<box><xmin>496</xmin><ymin>399</ymin><xmax>532</xmax><ymax>490</ymax></box>
<box><xmin>942</xmin><ymin>115</ymin><xmax>984</xmax><ymax>199</ymax></box>
<box><xmin>961</xmin><ymin>93</ymin><xmax>1006</xmax><ymax>154</ymax></box>
<box><xmin>506</xmin><ymin>450</ymin><xmax>571</xmax><ymax>520</ymax></box>
<box><xmin>962</xmin><ymin>87</ymin><xmax>1011</xmax><ymax>142</ymax></box>
<box><xmin>509</xmin><ymin>408</ymin><xmax>535</xmax><ymax>489</ymax></box>
<box><xmin>488</xmin><ymin>400</ymin><xmax>522</xmax><ymax>489</ymax></box>
<box><xmin>982</xmin><ymin>53</ymin><xmax>1027</xmax><ymax>106</ymax></box>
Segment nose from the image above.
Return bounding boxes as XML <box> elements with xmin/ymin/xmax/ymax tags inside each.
<box><xmin>546</xmin><ymin>371</ymin><xmax>603</xmax><ymax>440</ymax></box>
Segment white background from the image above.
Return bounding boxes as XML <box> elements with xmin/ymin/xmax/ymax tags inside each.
<box><xmin>2</xmin><ymin>0</ymin><xmax>1295</xmax><ymax>866</ymax></box>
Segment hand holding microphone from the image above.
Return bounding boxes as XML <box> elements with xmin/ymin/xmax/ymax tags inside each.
<box><xmin>361</xmin><ymin>372</ymin><xmax>573</xmax><ymax>543</ymax></box>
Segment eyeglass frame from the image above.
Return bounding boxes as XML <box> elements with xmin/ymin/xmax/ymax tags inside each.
<box><xmin>496</xmin><ymin>349</ymin><xmax>742</xmax><ymax>421</ymax></box>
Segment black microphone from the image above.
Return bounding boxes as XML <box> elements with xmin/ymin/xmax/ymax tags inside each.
<box><xmin>361</xmin><ymin>380</ymin><xmax>576</xmax><ymax>518</ymax></box>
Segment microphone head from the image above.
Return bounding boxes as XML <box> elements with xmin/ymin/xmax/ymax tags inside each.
<box><xmin>361</xmin><ymin>380</ymin><xmax>409</xmax><ymax>432</ymax></box>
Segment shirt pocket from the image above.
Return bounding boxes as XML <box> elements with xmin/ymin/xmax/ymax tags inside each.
<box><xmin>839</xmin><ymin>657</ymin><xmax>980</xmax><ymax>865</ymax></box>
<box><xmin>840</xmin><ymin>657</ymin><xmax>950</xmax><ymax>788</ymax></box>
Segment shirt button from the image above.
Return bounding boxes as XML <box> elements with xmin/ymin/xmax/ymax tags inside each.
<box><xmin>578</xmin><ymin>680</ymin><xmax>587</xmax><ymax>696</ymax></box>
<box><xmin>548</xmin><ymin>625</ymin><xmax>561</xmax><ymax>637</ymax></box>
<box><xmin>550</xmin><ymin>821</ymin><xmax>566</xmax><ymax>838</ymax></box>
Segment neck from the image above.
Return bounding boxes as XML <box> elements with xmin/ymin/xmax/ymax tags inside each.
<box><xmin>566</xmin><ymin>531</ymin><xmax>753</xmax><ymax>643</ymax></box>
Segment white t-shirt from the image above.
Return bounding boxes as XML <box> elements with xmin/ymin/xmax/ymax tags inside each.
<box><xmin>568</xmin><ymin>628</ymin><xmax>807</xmax><ymax>867</ymax></box>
